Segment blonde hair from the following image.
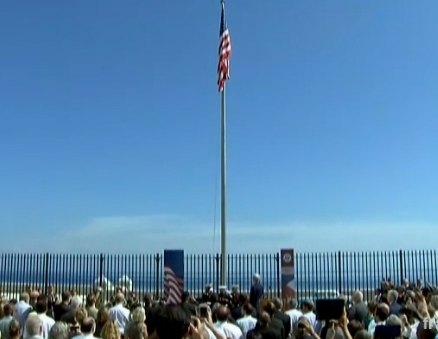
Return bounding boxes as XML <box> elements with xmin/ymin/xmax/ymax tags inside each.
<box><xmin>75</xmin><ymin>308</ymin><xmax>88</xmax><ymax>326</ymax></box>
<box><xmin>131</xmin><ymin>307</ymin><xmax>146</xmax><ymax>324</ymax></box>
<box><xmin>101</xmin><ymin>321</ymin><xmax>120</xmax><ymax>339</ymax></box>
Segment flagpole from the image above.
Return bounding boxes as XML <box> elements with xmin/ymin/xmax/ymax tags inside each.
<box><xmin>220</xmin><ymin>81</ymin><xmax>227</xmax><ymax>287</ymax></box>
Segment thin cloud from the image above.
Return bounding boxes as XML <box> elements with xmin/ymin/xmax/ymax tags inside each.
<box><xmin>7</xmin><ymin>215</ymin><xmax>436</xmax><ymax>254</ymax></box>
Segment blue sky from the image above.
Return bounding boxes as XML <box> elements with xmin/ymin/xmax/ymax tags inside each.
<box><xmin>1</xmin><ymin>1</ymin><xmax>437</xmax><ymax>254</ymax></box>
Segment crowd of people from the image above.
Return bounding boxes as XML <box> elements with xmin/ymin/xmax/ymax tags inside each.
<box><xmin>0</xmin><ymin>274</ymin><xmax>437</xmax><ymax>339</ymax></box>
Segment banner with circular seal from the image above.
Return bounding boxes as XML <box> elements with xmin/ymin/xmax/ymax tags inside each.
<box><xmin>280</xmin><ymin>249</ymin><xmax>296</xmax><ymax>299</ymax></box>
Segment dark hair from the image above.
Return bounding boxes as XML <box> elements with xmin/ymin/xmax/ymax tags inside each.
<box><xmin>62</xmin><ymin>291</ymin><xmax>71</xmax><ymax>302</ymax></box>
<box><xmin>302</xmin><ymin>300</ymin><xmax>313</xmax><ymax>311</ymax></box>
<box><xmin>262</xmin><ymin>301</ymin><xmax>276</xmax><ymax>317</ymax></box>
<box><xmin>86</xmin><ymin>294</ymin><xmax>96</xmax><ymax>307</ymax></box>
<box><xmin>347</xmin><ymin>320</ymin><xmax>364</xmax><ymax>338</ymax></box>
<box><xmin>239</xmin><ymin>293</ymin><xmax>249</xmax><ymax>305</ymax></box>
<box><xmin>243</xmin><ymin>303</ymin><xmax>254</xmax><ymax>315</ymax></box>
<box><xmin>367</xmin><ymin>301</ymin><xmax>378</xmax><ymax>314</ymax></box>
<box><xmin>3</xmin><ymin>303</ymin><xmax>13</xmax><ymax>316</ymax></box>
<box><xmin>36</xmin><ymin>296</ymin><xmax>48</xmax><ymax>313</ymax></box>
<box><xmin>155</xmin><ymin>305</ymin><xmax>191</xmax><ymax>339</ymax></box>
<box><xmin>181</xmin><ymin>292</ymin><xmax>190</xmax><ymax>302</ymax></box>
<box><xmin>9</xmin><ymin>319</ymin><xmax>21</xmax><ymax>338</ymax></box>
<box><xmin>375</xmin><ymin>304</ymin><xmax>389</xmax><ymax>322</ymax></box>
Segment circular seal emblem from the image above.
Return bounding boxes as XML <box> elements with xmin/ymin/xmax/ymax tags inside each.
<box><xmin>283</xmin><ymin>253</ymin><xmax>292</xmax><ymax>263</ymax></box>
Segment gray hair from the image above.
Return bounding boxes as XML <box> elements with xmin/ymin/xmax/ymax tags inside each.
<box><xmin>25</xmin><ymin>315</ymin><xmax>42</xmax><ymax>337</ymax></box>
<box><xmin>20</xmin><ymin>292</ymin><xmax>30</xmax><ymax>303</ymax></box>
<box><xmin>288</xmin><ymin>299</ymin><xmax>298</xmax><ymax>310</ymax></box>
<box><xmin>253</xmin><ymin>273</ymin><xmax>260</xmax><ymax>281</ymax></box>
<box><xmin>353</xmin><ymin>290</ymin><xmax>363</xmax><ymax>302</ymax></box>
<box><xmin>70</xmin><ymin>296</ymin><xmax>82</xmax><ymax>309</ymax></box>
<box><xmin>131</xmin><ymin>307</ymin><xmax>146</xmax><ymax>324</ymax></box>
<box><xmin>49</xmin><ymin>322</ymin><xmax>69</xmax><ymax>339</ymax></box>
<box><xmin>387</xmin><ymin>290</ymin><xmax>399</xmax><ymax>303</ymax></box>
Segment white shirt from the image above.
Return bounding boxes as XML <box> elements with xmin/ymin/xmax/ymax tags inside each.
<box><xmin>37</xmin><ymin>313</ymin><xmax>55</xmax><ymax>339</ymax></box>
<box><xmin>303</xmin><ymin>312</ymin><xmax>317</xmax><ymax>329</ymax></box>
<box><xmin>108</xmin><ymin>304</ymin><xmax>130</xmax><ymax>335</ymax></box>
<box><xmin>215</xmin><ymin>321</ymin><xmax>244</xmax><ymax>339</ymax></box>
<box><xmin>236</xmin><ymin>316</ymin><xmax>257</xmax><ymax>338</ymax></box>
<box><xmin>74</xmin><ymin>333</ymin><xmax>99</xmax><ymax>339</ymax></box>
<box><xmin>285</xmin><ymin>309</ymin><xmax>303</xmax><ymax>334</ymax></box>
<box><xmin>403</xmin><ymin>320</ymin><xmax>419</xmax><ymax>339</ymax></box>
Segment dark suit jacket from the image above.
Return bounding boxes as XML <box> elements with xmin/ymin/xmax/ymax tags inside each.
<box><xmin>181</xmin><ymin>302</ymin><xmax>196</xmax><ymax>317</ymax></box>
<box><xmin>389</xmin><ymin>303</ymin><xmax>403</xmax><ymax>316</ymax></box>
<box><xmin>273</xmin><ymin>311</ymin><xmax>291</xmax><ymax>338</ymax></box>
<box><xmin>54</xmin><ymin>303</ymin><xmax>70</xmax><ymax>321</ymax></box>
<box><xmin>247</xmin><ymin>326</ymin><xmax>281</xmax><ymax>339</ymax></box>
<box><xmin>348</xmin><ymin>302</ymin><xmax>368</xmax><ymax>323</ymax></box>
<box><xmin>250</xmin><ymin>283</ymin><xmax>264</xmax><ymax>311</ymax></box>
<box><xmin>60</xmin><ymin>308</ymin><xmax>78</xmax><ymax>324</ymax></box>
<box><xmin>146</xmin><ymin>306</ymin><xmax>159</xmax><ymax>335</ymax></box>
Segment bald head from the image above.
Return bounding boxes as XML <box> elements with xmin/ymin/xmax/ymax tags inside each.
<box><xmin>25</xmin><ymin>315</ymin><xmax>42</xmax><ymax>337</ymax></box>
<box><xmin>216</xmin><ymin>306</ymin><xmax>230</xmax><ymax>322</ymax></box>
<box><xmin>80</xmin><ymin>317</ymin><xmax>96</xmax><ymax>334</ymax></box>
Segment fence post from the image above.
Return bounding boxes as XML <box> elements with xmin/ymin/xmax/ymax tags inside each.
<box><xmin>399</xmin><ymin>250</ymin><xmax>404</xmax><ymax>284</ymax></box>
<box><xmin>276</xmin><ymin>252</ymin><xmax>281</xmax><ymax>298</ymax></box>
<box><xmin>337</xmin><ymin>251</ymin><xmax>342</xmax><ymax>296</ymax></box>
<box><xmin>215</xmin><ymin>254</ymin><xmax>221</xmax><ymax>291</ymax></box>
<box><xmin>99</xmin><ymin>254</ymin><xmax>104</xmax><ymax>287</ymax></box>
<box><xmin>155</xmin><ymin>254</ymin><xmax>161</xmax><ymax>298</ymax></box>
<box><xmin>44</xmin><ymin>253</ymin><xmax>49</xmax><ymax>295</ymax></box>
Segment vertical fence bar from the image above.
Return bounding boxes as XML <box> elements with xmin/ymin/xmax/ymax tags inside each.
<box><xmin>337</xmin><ymin>251</ymin><xmax>342</xmax><ymax>295</ymax></box>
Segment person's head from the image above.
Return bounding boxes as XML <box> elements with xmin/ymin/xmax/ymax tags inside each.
<box><xmin>216</xmin><ymin>305</ymin><xmax>230</xmax><ymax>322</ymax></box>
<box><xmin>143</xmin><ymin>294</ymin><xmax>153</xmax><ymax>308</ymax></box>
<box><xmin>386</xmin><ymin>314</ymin><xmax>402</xmax><ymax>328</ymax></box>
<box><xmin>354</xmin><ymin>330</ymin><xmax>372</xmax><ymax>339</ymax></box>
<box><xmin>96</xmin><ymin>307</ymin><xmax>110</xmax><ymax>326</ymax></box>
<box><xmin>25</xmin><ymin>314</ymin><xmax>43</xmax><ymax>337</ymax></box>
<box><xmin>76</xmin><ymin>308</ymin><xmax>88</xmax><ymax>325</ymax></box>
<box><xmin>115</xmin><ymin>293</ymin><xmax>125</xmax><ymax>305</ymax></box>
<box><xmin>347</xmin><ymin>320</ymin><xmax>364</xmax><ymax>339</ymax></box>
<box><xmin>243</xmin><ymin>303</ymin><xmax>254</xmax><ymax>316</ymax></box>
<box><xmin>367</xmin><ymin>301</ymin><xmax>377</xmax><ymax>316</ymax></box>
<box><xmin>417</xmin><ymin>318</ymin><xmax>438</xmax><ymax>339</ymax></box>
<box><xmin>61</xmin><ymin>291</ymin><xmax>71</xmax><ymax>303</ymax></box>
<box><xmin>3</xmin><ymin>303</ymin><xmax>13</xmax><ymax>316</ymax></box>
<box><xmin>19</xmin><ymin>292</ymin><xmax>30</xmax><ymax>303</ymax></box>
<box><xmin>181</xmin><ymin>292</ymin><xmax>190</xmax><ymax>303</ymax></box>
<box><xmin>262</xmin><ymin>301</ymin><xmax>276</xmax><ymax>317</ymax></box>
<box><xmin>352</xmin><ymin>291</ymin><xmax>363</xmax><ymax>304</ymax></box>
<box><xmin>259</xmin><ymin>311</ymin><xmax>270</xmax><ymax>328</ymax></box>
<box><xmin>70</xmin><ymin>296</ymin><xmax>82</xmax><ymax>309</ymax></box>
<box><xmin>375</xmin><ymin>303</ymin><xmax>389</xmax><ymax>322</ymax></box>
<box><xmin>295</xmin><ymin>316</ymin><xmax>311</xmax><ymax>339</ymax></box>
<box><xmin>131</xmin><ymin>307</ymin><xmax>146</xmax><ymax>324</ymax></box>
<box><xmin>301</xmin><ymin>300</ymin><xmax>314</xmax><ymax>314</ymax></box>
<box><xmin>387</xmin><ymin>290</ymin><xmax>399</xmax><ymax>305</ymax></box>
<box><xmin>48</xmin><ymin>322</ymin><xmax>69</xmax><ymax>339</ymax></box>
<box><xmin>288</xmin><ymin>299</ymin><xmax>298</xmax><ymax>310</ymax></box>
<box><xmin>80</xmin><ymin>317</ymin><xmax>96</xmax><ymax>334</ymax></box>
<box><xmin>239</xmin><ymin>293</ymin><xmax>249</xmax><ymax>305</ymax></box>
<box><xmin>86</xmin><ymin>294</ymin><xmax>96</xmax><ymax>308</ymax></box>
<box><xmin>155</xmin><ymin>304</ymin><xmax>191</xmax><ymax>339</ymax></box>
<box><xmin>35</xmin><ymin>296</ymin><xmax>48</xmax><ymax>314</ymax></box>
<box><xmin>30</xmin><ymin>290</ymin><xmax>39</xmax><ymax>301</ymax></box>
<box><xmin>253</xmin><ymin>273</ymin><xmax>261</xmax><ymax>284</ymax></box>
<box><xmin>101</xmin><ymin>320</ymin><xmax>121</xmax><ymax>339</ymax></box>
<box><xmin>8</xmin><ymin>319</ymin><xmax>21</xmax><ymax>339</ymax></box>
<box><xmin>272</xmin><ymin>298</ymin><xmax>283</xmax><ymax>311</ymax></box>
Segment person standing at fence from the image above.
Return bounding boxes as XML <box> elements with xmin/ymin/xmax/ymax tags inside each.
<box><xmin>35</xmin><ymin>297</ymin><xmax>55</xmax><ymax>339</ymax></box>
<box><xmin>348</xmin><ymin>291</ymin><xmax>367</xmax><ymax>324</ymax></box>
<box><xmin>15</xmin><ymin>293</ymin><xmax>32</xmax><ymax>330</ymax></box>
<box><xmin>54</xmin><ymin>292</ymin><xmax>71</xmax><ymax>322</ymax></box>
<box><xmin>285</xmin><ymin>299</ymin><xmax>302</xmax><ymax>336</ymax></box>
<box><xmin>367</xmin><ymin>303</ymin><xmax>389</xmax><ymax>335</ymax></box>
<box><xmin>108</xmin><ymin>293</ymin><xmax>130</xmax><ymax>337</ymax></box>
<box><xmin>300</xmin><ymin>301</ymin><xmax>316</xmax><ymax>330</ymax></box>
<box><xmin>387</xmin><ymin>290</ymin><xmax>403</xmax><ymax>316</ymax></box>
<box><xmin>86</xmin><ymin>295</ymin><xmax>98</xmax><ymax>321</ymax></box>
<box><xmin>250</xmin><ymin>274</ymin><xmax>264</xmax><ymax>314</ymax></box>
<box><xmin>24</xmin><ymin>315</ymin><xmax>43</xmax><ymax>339</ymax></box>
<box><xmin>236</xmin><ymin>303</ymin><xmax>257</xmax><ymax>338</ymax></box>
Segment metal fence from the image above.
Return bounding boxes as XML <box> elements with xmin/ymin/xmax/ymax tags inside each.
<box><xmin>0</xmin><ymin>250</ymin><xmax>436</xmax><ymax>301</ymax></box>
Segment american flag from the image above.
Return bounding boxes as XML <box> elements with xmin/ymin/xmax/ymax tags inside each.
<box><xmin>217</xmin><ymin>0</ymin><xmax>231</xmax><ymax>92</ymax></box>
<box><xmin>163</xmin><ymin>250</ymin><xmax>185</xmax><ymax>304</ymax></box>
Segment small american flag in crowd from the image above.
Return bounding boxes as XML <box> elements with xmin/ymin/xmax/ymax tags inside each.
<box><xmin>163</xmin><ymin>250</ymin><xmax>184</xmax><ymax>304</ymax></box>
<box><xmin>217</xmin><ymin>0</ymin><xmax>231</xmax><ymax>92</ymax></box>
